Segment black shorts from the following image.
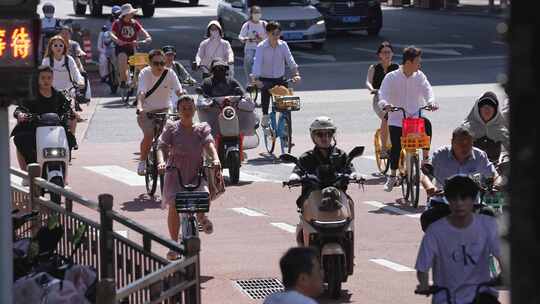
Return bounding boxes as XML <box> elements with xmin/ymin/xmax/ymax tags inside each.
<box><xmin>115</xmin><ymin>45</ymin><xmax>135</xmax><ymax>57</ymax></box>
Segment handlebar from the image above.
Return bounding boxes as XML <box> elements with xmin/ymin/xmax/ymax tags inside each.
<box><xmin>389</xmin><ymin>105</ymin><xmax>435</xmax><ymax>119</ymax></box>
<box><xmin>282</xmin><ymin>173</ymin><xmax>365</xmax><ymax>188</ymax></box>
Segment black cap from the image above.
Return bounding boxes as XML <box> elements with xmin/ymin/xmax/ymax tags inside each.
<box><xmin>211</xmin><ymin>59</ymin><xmax>228</xmax><ymax>70</ymax></box>
<box><xmin>478</xmin><ymin>92</ymin><xmax>499</xmax><ymax>109</ymax></box>
<box><xmin>162</xmin><ymin>45</ymin><xmax>176</xmax><ymax>54</ymax></box>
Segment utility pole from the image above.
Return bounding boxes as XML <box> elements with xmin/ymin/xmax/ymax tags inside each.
<box><xmin>0</xmin><ymin>1</ymin><xmax>39</xmax><ymax>302</ymax></box>
<box><xmin>508</xmin><ymin>1</ymin><xmax>540</xmax><ymax>303</ymax></box>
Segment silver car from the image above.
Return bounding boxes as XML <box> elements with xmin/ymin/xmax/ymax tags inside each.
<box><xmin>217</xmin><ymin>0</ymin><xmax>326</xmax><ymax>49</ymax></box>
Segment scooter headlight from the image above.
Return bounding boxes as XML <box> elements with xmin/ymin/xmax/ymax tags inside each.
<box><xmin>222</xmin><ymin>106</ymin><xmax>236</xmax><ymax>120</ymax></box>
<box><xmin>43</xmin><ymin>148</ymin><xmax>66</xmax><ymax>158</ymax></box>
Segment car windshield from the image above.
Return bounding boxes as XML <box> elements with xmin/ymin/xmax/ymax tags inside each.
<box><xmin>248</xmin><ymin>0</ymin><xmax>310</xmax><ymax>7</ymax></box>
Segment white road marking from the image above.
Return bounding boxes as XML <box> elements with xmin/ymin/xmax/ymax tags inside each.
<box><xmin>222</xmin><ymin>171</ymin><xmax>276</xmax><ymax>183</ymax></box>
<box><xmin>83</xmin><ymin>165</ymin><xmax>145</xmax><ymax>187</ymax></box>
<box><xmin>364</xmin><ymin>201</ymin><xmax>422</xmax><ymax>218</ymax></box>
<box><xmin>369</xmin><ymin>259</ymin><xmax>415</xmax><ymax>272</ymax></box>
<box><xmin>271</xmin><ymin>222</ymin><xmax>296</xmax><ymax>233</ymax></box>
<box><xmin>145</xmin><ymin>28</ymin><xmax>167</xmax><ymax>32</ymax></box>
<box><xmin>293</xmin><ymin>51</ymin><xmax>336</xmax><ymax>62</ymax></box>
<box><xmin>361</xmin><ymin>155</ymin><xmax>377</xmax><ymax>161</ymax></box>
<box><xmin>169</xmin><ymin>25</ymin><xmax>200</xmax><ymax>30</ymax></box>
<box><xmin>381</xmin><ymin>6</ymin><xmax>404</xmax><ymax>11</ymax></box>
<box><xmin>230</xmin><ymin>207</ymin><xmax>267</xmax><ymax>217</ymax></box>
<box><xmin>300</xmin><ymin>55</ymin><xmax>505</xmax><ymax>68</ymax></box>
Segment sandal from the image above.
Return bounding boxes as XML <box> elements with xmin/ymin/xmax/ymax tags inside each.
<box><xmin>200</xmin><ymin>218</ymin><xmax>213</xmax><ymax>235</ymax></box>
<box><xmin>166</xmin><ymin>250</ymin><xmax>180</xmax><ymax>261</ymax></box>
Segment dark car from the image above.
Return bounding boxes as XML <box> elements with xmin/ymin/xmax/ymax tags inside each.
<box><xmin>312</xmin><ymin>0</ymin><xmax>382</xmax><ymax>35</ymax></box>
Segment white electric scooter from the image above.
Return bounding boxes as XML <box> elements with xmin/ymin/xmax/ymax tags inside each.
<box><xmin>32</xmin><ymin>113</ymin><xmax>70</xmax><ymax>204</ymax></box>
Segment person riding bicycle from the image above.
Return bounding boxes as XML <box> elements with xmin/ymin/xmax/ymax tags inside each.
<box><xmin>41</xmin><ymin>2</ymin><xmax>60</xmax><ymax>33</ymax></box>
<box><xmin>415</xmin><ymin>175</ymin><xmax>502</xmax><ymax>304</ymax></box>
<box><xmin>288</xmin><ymin>117</ymin><xmax>358</xmax><ymax>210</ymax></box>
<box><xmin>378</xmin><ymin>46</ymin><xmax>438</xmax><ymax>192</ymax></box>
<box><xmin>59</xmin><ymin>25</ymin><xmax>92</xmax><ymax>105</ymax></box>
<box><xmin>110</xmin><ymin>3</ymin><xmax>152</xmax><ymax>89</ymax></box>
<box><xmin>251</xmin><ymin>21</ymin><xmax>301</xmax><ymax>128</ymax></box>
<box><xmin>461</xmin><ymin>91</ymin><xmax>509</xmax><ymax>163</ymax></box>
<box><xmin>11</xmin><ymin>66</ymin><xmax>76</xmax><ymax>172</ymax></box>
<box><xmin>420</xmin><ymin>127</ymin><xmax>501</xmax><ymax>232</ymax></box>
<box><xmin>136</xmin><ymin>49</ymin><xmax>184</xmax><ymax>176</ymax></box>
<box><xmin>157</xmin><ymin>95</ymin><xmax>221</xmax><ymax>260</ymax></box>
<box><xmin>366</xmin><ymin>41</ymin><xmax>399</xmax><ymax>159</ymax></box>
<box><xmin>239</xmin><ymin>5</ymin><xmax>267</xmax><ymax>86</ymax></box>
<box><xmin>162</xmin><ymin>45</ymin><xmax>196</xmax><ymax>86</ymax></box>
<box><xmin>98</xmin><ymin>6</ymin><xmax>121</xmax><ymax>83</ymax></box>
<box><xmin>195</xmin><ymin>20</ymin><xmax>234</xmax><ymax>79</ymax></box>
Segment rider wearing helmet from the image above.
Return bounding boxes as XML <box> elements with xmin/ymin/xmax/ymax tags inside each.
<box><xmin>200</xmin><ymin>59</ymin><xmax>244</xmax><ymax>98</ymax></box>
<box><xmin>288</xmin><ymin>117</ymin><xmax>356</xmax><ymax>209</ymax></box>
<box><xmin>162</xmin><ymin>45</ymin><xmax>196</xmax><ymax>85</ymax></box>
<box><xmin>41</xmin><ymin>3</ymin><xmax>60</xmax><ymax>35</ymax></box>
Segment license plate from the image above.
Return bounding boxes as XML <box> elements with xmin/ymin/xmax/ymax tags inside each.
<box><xmin>342</xmin><ymin>16</ymin><xmax>362</xmax><ymax>23</ymax></box>
<box><xmin>282</xmin><ymin>32</ymin><xmax>304</xmax><ymax>40</ymax></box>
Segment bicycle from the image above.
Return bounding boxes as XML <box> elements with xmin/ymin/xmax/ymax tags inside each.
<box><xmin>415</xmin><ymin>276</ymin><xmax>503</xmax><ymax>304</ymax></box>
<box><xmin>119</xmin><ymin>44</ymin><xmax>149</xmax><ymax>105</ymax></box>
<box><xmin>141</xmin><ymin>111</ymin><xmax>178</xmax><ymax>197</ymax></box>
<box><xmin>259</xmin><ymin>79</ymin><xmax>301</xmax><ymax>155</ymax></box>
<box><xmin>374</xmin><ymin>126</ymin><xmax>391</xmax><ymax>175</ymax></box>
<box><xmin>390</xmin><ymin>105</ymin><xmax>433</xmax><ymax>208</ymax></box>
<box><xmin>174</xmin><ymin>164</ymin><xmax>211</xmax><ymax>256</ymax></box>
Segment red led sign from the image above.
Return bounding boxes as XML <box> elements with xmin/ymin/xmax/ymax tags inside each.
<box><xmin>0</xmin><ymin>19</ymin><xmax>35</xmax><ymax>68</ymax></box>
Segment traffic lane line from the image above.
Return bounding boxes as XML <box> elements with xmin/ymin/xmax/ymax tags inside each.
<box><xmin>270</xmin><ymin>222</ymin><xmax>296</xmax><ymax>233</ymax></box>
<box><xmin>364</xmin><ymin>200</ymin><xmax>424</xmax><ymax>218</ymax></box>
<box><xmin>369</xmin><ymin>259</ymin><xmax>415</xmax><ymax>272</ymax></box>
<box><xmin>230</xmin><ymin>207</ymin><xmax>267</xmax><ymax>217</ymax></box>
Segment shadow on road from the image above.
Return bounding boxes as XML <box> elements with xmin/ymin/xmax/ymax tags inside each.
<box><xmin>121</xmin><ymin>194</ymin><xmax>162</xmax><ymax>211</ymax></box>
<box><xmin>318</xmin><ymin>290</ymin><xmax>353</xmax><ymax>303</ymax></box>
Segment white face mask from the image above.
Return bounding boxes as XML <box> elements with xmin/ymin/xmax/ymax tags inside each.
<box><xmin>252</xmin><ymin>13</ymin><xmax>262</xmax><ymax>22</ymax></box>
<box><xmin>210</xmin><ymin>30</ymin><xmax>220</xmax><ymax>39</ymax></box>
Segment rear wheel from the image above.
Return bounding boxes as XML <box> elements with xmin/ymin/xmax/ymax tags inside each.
<box><xmin>73</xmin><ymin>0</ymin><xmax>86</xmax><ymax>16</ymax></box>
<box><xmin>142</xmin><ymin>3</ymin><xmax>155</xmax><ymax>17</ymax></box>
<box><xmin>145</xmin><ymin>148</ymin><xmax>158</xmax><ymax>196</ymax></box>
<box><xmin>410</xmin><ymin>154</ymin><xmax>421</xmax><ymax>208</ymax></box>
<box><xmin>280</xmin><ymin>113</ymin><xmax>293</xmax><ymax>155</ymax></box>
<box><xmin>49</xmin><ymin>176</ymin><xmax>64</xmax><ymax>204</ymax></box>
<box><xmin>228</xmin><ymin>152</ymin><xmax>241</xmax><ymax>184</ymax></box>
<box><xmin>374</xmin><ymin>129</ymin><xmax>390</xmax><ymax>175</ymax></box>
<box><xmin>88</xmin><ymin>0</ymin><xmax>102</xmax><ymax>17</ymax></box>
<box><xmin>325</xmin><ymin>255</ymin><xmax>343</xmax><ymax>299</ymax></box>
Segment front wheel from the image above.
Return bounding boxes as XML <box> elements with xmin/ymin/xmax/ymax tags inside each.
<box><xmin>263</xmin><ymin>125</ymin><xmax>276</xmax><ymax>155</ymax></box>
<box><xmin>410</xmin><ymin>154</ymin><xmax>421</xmax><ymax>208</ymax></box>
<box><xmin>49</xmin><ymin>176</ymin><xmax>64</xmax><ymax>204</ymax></box>
<box><xmin>228</xmin><ymin>152</ymin><xmax>241</xmax><ymax>184</ymax></box>
<box><xmin>145</xmin><ymin>148</ymin><xmax>158</xmax><ymax>196</ymax></box>
<box><xmin>325</xmin><ymin>255</ymin><xmax>344</xmax><ymax>299</ymax></box>
<box><xmin>279</xmin><ymin>113</ymin><xmax>293</xmax><ymax>155</ymax></box>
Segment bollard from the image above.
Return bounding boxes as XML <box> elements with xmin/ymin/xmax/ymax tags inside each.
<box><xmin>99</xmin><ymin>194</ymin><xmax>115</xmax><ymax>280</ymax></box>
<box><xmin>96</xmin><ymin>278</ymin><xmax>116</xmax><ymax>304</ymax></box>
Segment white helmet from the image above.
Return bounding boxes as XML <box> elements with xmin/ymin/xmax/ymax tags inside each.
<box><xmin>310</xmin><ymin>116</ymin><xmax>337</xmax><ymax>134</ymax></box>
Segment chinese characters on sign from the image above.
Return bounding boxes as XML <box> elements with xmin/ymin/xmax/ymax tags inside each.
<box><xmin>0</xmin><ymin>19</ymin><xmax>35</xmax><ymax>67</ymax></box>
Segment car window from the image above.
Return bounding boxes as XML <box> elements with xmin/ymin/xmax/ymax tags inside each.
<box><xmin>248</xmin><ymin>0</ymin><xmax>309</xmax><ymax>7</ymax></box>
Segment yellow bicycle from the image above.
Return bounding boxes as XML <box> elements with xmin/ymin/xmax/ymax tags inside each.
<box><xmin>374</xmin><ymin>128</ymin><xmax>391</xmax><ymax>174</ymax></box>
<box><xmin>120</xmin><ymin>52</ymin><xmax>149</xmax><ymax>105</ymax></box>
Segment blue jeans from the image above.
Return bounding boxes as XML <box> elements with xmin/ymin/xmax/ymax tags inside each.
<box><xmin>243</xmin><ymin>48</ymin><xmax>256</xmax><ymax>85</ymax></box>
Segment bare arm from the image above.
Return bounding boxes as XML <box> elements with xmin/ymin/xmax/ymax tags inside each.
<box><xmin>366</xmin><ymin>65</ymin><xmax>375</xmax><ymax>92</ymax></box>
<box><xmin>204</xmin><ymin>142</ymin><xmax>220</xmax><ymax>165</ymax></box>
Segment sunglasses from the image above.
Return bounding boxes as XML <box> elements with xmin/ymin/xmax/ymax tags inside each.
<box><xmin>152</xmin><ymin>61</ymin><xmax>166</xmax><ymax>66</ymax></box>
<box><xmin>52</xmin><ymin>44</ymin><xmax>64</xmax><ymax>48</ymax></box>
<box><xmin>314</xmin><ymin>131</ymin><xmax>334</xmax><ymax>138</ymax></box>
<box><xmin>271</xmin><ymin>31</ymin><xmax>281</xmax><ymax>37</ymax></box>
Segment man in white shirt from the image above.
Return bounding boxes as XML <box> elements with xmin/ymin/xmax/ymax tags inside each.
<box><xmin>251</xmin><ymin>21</ymin><xmax>301</xmax><ymax>127</ymax></box>
<box><xmin>415</xmin><ymin>175</ymin><xmax>502</xmax><ymax>304</ymax></box>
<box><xmin>264</xmin><ymin>247</ymin><xmax>323</xmax><ymax>304</ymax></box>
<box><xmin>136</xmin><ymin>49</ymin><xmax>183</xmax><ymax>175</ymax></box>
<box><xmin>378</xmin><ymin>46</ymin><xmax>438</xmax><ymax>191</ymax></box>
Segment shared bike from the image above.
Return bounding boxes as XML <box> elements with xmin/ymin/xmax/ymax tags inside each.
<box><xmin>259</xmin><ymin>79</ymin><xmax>301</xmax><ymax>156</ymax></box>
<box><xmin>391</xmin><ymin>105</ymin><xmax>433</xmax><ymax>208</ymax></box>
<box><xmin>120</xmin><ymin>47</ymin><xmax>149</xmax><ymax>106</ymax></box>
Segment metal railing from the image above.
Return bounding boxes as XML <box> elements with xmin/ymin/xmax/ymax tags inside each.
<box><xmin>10</xmin><ymin>164</ymin><xmax>201</xmax><ymax>303</ymax></box>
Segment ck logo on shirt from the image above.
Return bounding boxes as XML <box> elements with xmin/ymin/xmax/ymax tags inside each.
<box><xmin>121</xmin><ymin>26</ymin><xmax>136</xmax><ymax>39</ymax></box>
<box><xmin>452</xmin><ymin>244</ymin><xmax>478</xmax><ymax>266</ymax></box>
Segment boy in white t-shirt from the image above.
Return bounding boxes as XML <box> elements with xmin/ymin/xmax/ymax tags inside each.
<box><xmin>264</xmin><ymin>247</ymin><xmax>323</xmax><ymax>304</ymax></box>
<box><xmin>415</xmin><ymin>175</ymin><xmax>502</xmax><ymax>304</ymax></box>
<box><xmin>238</xmin><ymin>5</ymin><xmax>267</xmax><ymax>86</ymax></box>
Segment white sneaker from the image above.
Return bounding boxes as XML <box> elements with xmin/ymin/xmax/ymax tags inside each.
<box><xmin>384</xmin><ymin>175</ymin><xmax>397</xmax><ymax>192</ymax></box>
<box><xmin>261</xmin><ymin>115</ymin><xmax>270</xmax><ymax>128</ymax></box>
<box><xmin>137</xmin><ymin>161</ymin><xmax>146</xmax><ymax>176</ymax></box>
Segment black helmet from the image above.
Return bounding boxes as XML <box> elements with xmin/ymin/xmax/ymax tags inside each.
<box><xmin>162</xmin><ymin>45</ymin><xmax>176</xmax><ymax>55</ymax></box>
<box><xmin>42</xmin><ymin>2</ymin><xmax>55</xmax><ymax>15</ymax></box>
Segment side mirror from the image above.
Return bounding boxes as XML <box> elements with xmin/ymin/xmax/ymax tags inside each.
<box><xmin>231</xmin><ymin>1</ymin><xmax>243</xmax><ymax>9</ymax></box>
<box><xmin>195</xmin><ymin>87</ymin><xmax>204</xmax><ymax>95</ymax></box>
<box><xmin>279</xmin><ymin>153</ymin><xmax>298</xmax><ymax>165</ymax></box>
<box><xmin>347</xmin><ymin>146</ymin><xmax>365</xmax><ymax>163</ymax></box>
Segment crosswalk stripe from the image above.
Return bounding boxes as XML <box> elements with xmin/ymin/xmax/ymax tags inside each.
<box><xmin>364</xmin><ymin>201</ymin><xmax>423</xmax><ymax>218</ymax></box>
<box><xmin>369</xmin><ymin>259</ymin><xmax>415</xmax><ymax>272</ymax></box>
<box><xmin>83</xmin><ymin>165</ymin><xmax>146</xmax><ymax>186</ymax></box>
<box><xmin>230</xmin><ymin>207</ymin><xmax>267</xmax><ymax>217</ymax></box>
<box><xmin>270</xmin><ymin>222</ymin><xmax>296</xmax><ymax>233</ymax></box>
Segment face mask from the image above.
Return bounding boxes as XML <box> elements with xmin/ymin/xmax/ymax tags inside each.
<box><xmin>252</xmin><ymin>13</ymin><xmax>262</xmax><ymax>22</ymax></box>
<box><xmin>213</xmin><ymin>69</ymin><xmax>226</xmax><ymax>80</ymax></box>
<box><xmin>210</xmin><ymin>30</ymin><xmax>220</xmax><ymax>39</ymax></box>
<box><xmin>45</xmin><ymin>13</ymin><xmax>54</xmax><ymax>19</ymax></box>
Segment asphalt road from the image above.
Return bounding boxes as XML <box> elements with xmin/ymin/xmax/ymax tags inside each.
<box><xmin>9</xmin><ymin>1</ymin><xmax>510</xmax><ymax>303</ymax></box>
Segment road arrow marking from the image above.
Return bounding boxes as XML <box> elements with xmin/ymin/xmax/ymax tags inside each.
<box><xmin>369</xmin><ymin>259</ymin><xmax>415</xmax><ymax>272</ymax></box>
